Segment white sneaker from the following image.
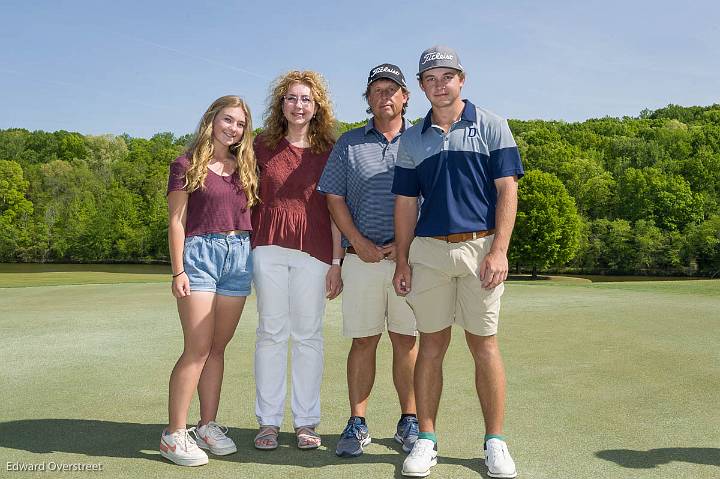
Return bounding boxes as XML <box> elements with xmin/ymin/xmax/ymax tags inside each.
<box><xmin>402</xmin><ymin>438</ymin><xmax>438</xmax><ymax>477</ymax></box>
<box><xmin>193</xmin><ymin>421</ymin><xmax>238</xmax><ymax>455</ymax></box>
<box><xmin>160</xmin><ymin>428</ymin><xmax>209</xmax><ymax>466</ymax></box>
<box><xmin>484</xmin><ymin>438</ymin><xmax>517</xmax><ymax>478</ymax></box>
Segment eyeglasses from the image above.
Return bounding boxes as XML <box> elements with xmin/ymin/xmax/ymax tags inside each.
<box><xmin>283</xmin><ymin>95</ymin><xmax>313</xmax><ymax>106</ymax></box>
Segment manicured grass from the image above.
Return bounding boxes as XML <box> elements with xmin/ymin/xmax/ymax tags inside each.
<box><xmin>1</xmin><ymin>277</ymin><xmax>718</xmax><ymax>478</ymax></box>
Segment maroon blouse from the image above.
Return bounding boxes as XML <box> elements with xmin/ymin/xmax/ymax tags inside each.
<box><xmin>251</xmin><ymin>135</ymin><xmax>333</xmax><ymax>265</ymax></box>
<box><xmin>167</xmin><ymin>155</ymin><xmax>252</xmax><ymax>237</ymax></box>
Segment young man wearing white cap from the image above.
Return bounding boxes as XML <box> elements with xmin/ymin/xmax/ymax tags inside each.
<box><xmin>392</xmin><ymin>46</ymin><xmax>523</xmax><ymax>478</ymax></box>
<box><xmin>318</xmin><ymin>63</ymin><xmax>419</xmax><ymax>458</ymax></box>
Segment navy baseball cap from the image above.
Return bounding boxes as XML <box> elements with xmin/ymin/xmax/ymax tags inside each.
<box><xmin>367</xmin><ymin>63</ymin><xmax>407</xmax><ymax>89</ymax></box>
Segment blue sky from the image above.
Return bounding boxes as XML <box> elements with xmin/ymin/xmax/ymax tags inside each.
<box><xmin>1</xmin><ymin>0</ymin><xmax>718</xmax><ymax>137</ymax></box>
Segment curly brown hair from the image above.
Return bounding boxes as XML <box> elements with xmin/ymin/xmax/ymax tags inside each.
<box><xmin>261</xmin><ymin>70</ymin><xmax>336</xmax><ymax>154</ymax></box>
<box><xmin>184</xmin><ymin>96</ymin><xmax>260</xmax><ymax>207</ymax></box>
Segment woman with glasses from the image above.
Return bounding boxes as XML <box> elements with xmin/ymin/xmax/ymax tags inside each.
<box><xmin>161</xmin><ymin>95</ymin><xmax>259</xmax><ymax>466</ymax></box>
<box><xmin>251</xmin><ymin>71</ymin><xmax>343</xmax><ymax>451</ymax></box>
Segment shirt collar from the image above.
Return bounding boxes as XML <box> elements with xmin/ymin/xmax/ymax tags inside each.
<box><xmin>421</xmin><ymin>99</ymin><xmax>476</xmax><ymax>133</ymax></box>
<box><xmin>365</xmin><ymin>117</ymin><xmax>412</xmax><ymax>136</ymax></box>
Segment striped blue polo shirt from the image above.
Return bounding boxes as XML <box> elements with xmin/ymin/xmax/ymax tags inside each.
<box><xmin>392</xmin><ymin>100</ymin><xmax>524</xmax><ymax>237</ymax></box>
<box><xmin>318</xmin><ymin>118</ymin><xmax>413</xmax><ymax>247</ymax></box>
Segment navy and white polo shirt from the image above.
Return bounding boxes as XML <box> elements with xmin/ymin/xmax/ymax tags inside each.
<box><xmin>318</xmin><ymin>118</ymin><xmax>413</xmax><ymax>247</ymax></box>
<box><xmin>392</xmin><ymin>100</ymin><xmax>524</xmax><ymax>237</ymax></box>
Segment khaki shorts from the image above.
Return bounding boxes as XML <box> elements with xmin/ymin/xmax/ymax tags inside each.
<box><xmin>407</xmin><ymin>235</ymin><xmax>504</xmax><ymax>336</ymax></box>
<box><xmin>341</xmin><ymin>254</ymin><xmax>417</xmax><ymax>338</ymax></box>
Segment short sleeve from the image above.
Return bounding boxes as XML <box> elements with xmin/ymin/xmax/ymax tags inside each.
<box><xmin>395</xmin><ymin>134</ymin><xmax>416</xmax><ymax>170</ymax></box>
<box><xmin>317</xmin><ymin>135</ymin><xmax>347</xmax><ymax>196</ymax></box>
<box><xmin>391</xmin><ymin>166</ymin><xmax>420</xmax><ymax>197</ymax></box>
<box><xmin>391</xmin><ymin>136</ymin><xmax>420</xmax><ymax>197</ymax></box>
<box><xmin>488</xmin><ymin>120</ymin><xmax>524</xmax><ymax>180</ymax></box>
<box><xmin>167</xmin><ymin>156</ymin><xmax>189</xmax><ymax>195</ymax></box>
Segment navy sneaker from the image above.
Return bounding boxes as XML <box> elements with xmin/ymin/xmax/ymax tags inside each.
<box><xmin>335</xmin><ymin>417</ymin><xmax>371</xmax><ymax>457</ymax></box>
<box><xmin>394</xmin><ymin>416</ymin><xmax>419</xmax><ymax>453</ymax></box>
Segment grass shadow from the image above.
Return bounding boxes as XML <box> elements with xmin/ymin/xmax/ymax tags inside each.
<box><xmin>0</xmin><ymin>419</ymin><xmax>163</xmax><ymax>461</ymax></box>
<box><xmin>370</xmin><ymin>437</ymin><xmax>491</xmax><ymax>478</ymax></box>
<box><xmin>596</xmin><ymin>448</ymin><xmax>720</xmax><ymax>468</ymax></box>
<box><xmin>506</xmin><ymin>274</ymin><xmax>551</xmax><ymax>281</ymax></box>
<box><xmin>0</xmin><ymin>419</ymin><xmax>484</xmax><ymax>474</ymax></box>
<box><xmin>201</xmin><ymin>428</ymin><xmax>483</xmax><ymax>475</ymax></box>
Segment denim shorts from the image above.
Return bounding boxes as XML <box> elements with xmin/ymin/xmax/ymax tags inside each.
<box><xmin>183</xmin><ymin>232</ymin><xmax>253</xmax><ymax>297</ymax></box>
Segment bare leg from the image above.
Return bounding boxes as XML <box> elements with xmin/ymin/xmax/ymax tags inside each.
<box><xmin>347</xmin><ymin>334</ymin><xmax>381</xmax><ymax>417</ymax></box>
<box><xmin>388</xmin><ymin>331</ymin><xmax>418</xmax><ymax>414</ymax></box>
<box><xmin>464</xmin><ymin>331</ymin><xmax>506</xmax><ymax>435</ymax></box>
<box><xmin>167</xmin><ymin>292</ymin><xmax>215</xmax><ymax>432</ymax></box>
<box><xmin>414</xmin><ymin>327</ymin><xmax>452</xmax><ymax>433</ymax></box>
<box><xmin>198</xmin><ymin>295</ymin><xmax>247</xmax><ymax>425</ymax></box>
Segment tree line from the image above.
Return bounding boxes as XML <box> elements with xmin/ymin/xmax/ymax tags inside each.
<box><xmin>1</xmin><ymin>103</ymin><xmax>719</xmax><ymax>276</ymax></box>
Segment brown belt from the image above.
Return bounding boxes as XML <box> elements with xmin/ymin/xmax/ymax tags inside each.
<box><xmin>431</xmin><ymin>229</ymin><xmax>495</xmax><ymax>243</ymax></box>
<box><xmin>346</xmin><ymin>246</ymin><xmax>390</xmax><ymax>257</ymax></box>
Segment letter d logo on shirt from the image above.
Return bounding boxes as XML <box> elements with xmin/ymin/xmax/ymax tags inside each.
<box><xmin>468</xmin><ymin>127</ymin><xmax>477</xmax><ymax>138</ymax></box>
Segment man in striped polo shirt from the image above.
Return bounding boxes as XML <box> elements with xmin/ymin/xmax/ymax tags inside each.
<box><xmin>318</xmin><ymin>63</ymin><xmax>419</xmax><ymax>458</ymax></box>
<box><xmin>392</xmin><ymin>46</ymin><xmax>523</xmax><ymax>478</ymax></box>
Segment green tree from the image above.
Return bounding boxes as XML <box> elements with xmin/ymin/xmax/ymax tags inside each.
<box><xmin>576</xmin><ymin>171</ymin><xmax>617</xmax><ymax>219</ymax></box>
<box><xmin>34</xmin><ymin>159</ymin><xmax>102</xmax><ymax>260</ymax></box>
<box><xmin>681</xmin><ymin>147</ymin><xmax>720</xmax><ymax>196</ymax></box>
<box><xmin>56</xmin><ymin>131</ymin><xmax>88</xmax><ymax>161</ymax></box>
<box><xmin>2</xmin><ymin>103</ymin><xmax>720</xmax><ymax>270</ymax></box>
<box><xmin>0</xmin><ymin>160</ymin><xmax>34</xmax><ymax>260</ymax></box>
<box><xmin>631</xmin><ymin>219</ymin><xmax>682</xmax><ymax>274</ymax></box>
<box><xmin>85</xmin><ymin>134</ymin><xmax>129</xmax><ymax>183</ymax></box>
<box><xmin>616</xmin><ymin>167</ymin><xmax>703</xmax><ymax>230</ymax></box>
<box><xmin>683</xmin><ymin>216</ymin><xmax>720</xmax><ymax>276</ymax></box>
<box><xmin>580</xmin><ymin>219</ymin><xmax>635</xmax><ymax>274</ymax></box>
<box><xmin>0</xmin><ymin>129</ymin><xmax>33</xmax><ymax>164</ymax></box>
<box><xmin>510</xmin><ymin>170</ymin><xmax>581</xmax><ymax>277</ymax></box>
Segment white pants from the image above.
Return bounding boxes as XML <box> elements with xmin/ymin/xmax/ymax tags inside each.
<box><xmin>252</xmin><ymin>245</ymin><xmax>329</xmax><ymax>428</ymax></box>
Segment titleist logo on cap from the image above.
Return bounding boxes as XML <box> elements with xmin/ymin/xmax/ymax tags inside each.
<box><xmin>417</xmin><ymin>46</ymin><xmax>463</xmax><ymax>76</ymax></box>
<box><xmin>372</xmin><ymin>66</ymin><xmax>400</xmax><ymax>76</ymax></box>
<box><xmin>422</xmin><ymin>52</ymin><xmax>454</xmax><ymax>64</ymax></box>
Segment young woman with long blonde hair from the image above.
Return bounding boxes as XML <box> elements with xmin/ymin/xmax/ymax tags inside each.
<box><xmin>161</xmin><ymin>95</ymin><xmax>259</xmax><ymax>466</ymax></box>
<box><xmin>251</xmin><ymin>71</ymin><xmax>343</xmax><ymax>450</ymax></box>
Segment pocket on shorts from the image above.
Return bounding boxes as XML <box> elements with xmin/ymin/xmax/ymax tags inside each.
<box><xmin>233</xmin><ymin>237</ymin><xmax>252</xmax><ymax>273</ymax></box>
<box><xmin>221</xmin><ymin>237</ymin><xmax>252</xmax><ymax>281</ymax></box>
<box><xmin>183</xmin><ymin>235</ymin><xmax>216</xmax><ymax>287</ymax></box>
<box><xmin>183</xmin><ymin>235</ymin><xmax>202</xmax><ymax>265</ymax></box>
<box><xmin>470</xmin><ymin>281</ymin><xmax>504</xmax><ymax>316</ymax></box>
<box><xmin>408</xmin><ymin>237</ymin><xmax>419</xmax><ymax>265</ymax></box>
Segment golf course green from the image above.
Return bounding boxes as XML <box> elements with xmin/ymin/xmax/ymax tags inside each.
<box><xmin>1</xmin><ymin>269</ymin><xmax>718</xmax><ymax>478</ymax></box>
